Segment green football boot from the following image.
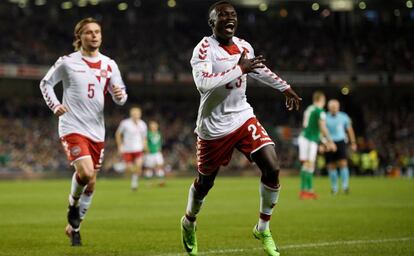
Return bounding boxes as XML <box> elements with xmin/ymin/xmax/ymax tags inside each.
<box><xmin>253</xmin><ymin>225</ymin><xmax>280</xmax><ymax>256</ymax></box>
<box><xmin>181</xmin><ymin>216</ymin><xmax>198</xmax><ymax>256</ymax></box>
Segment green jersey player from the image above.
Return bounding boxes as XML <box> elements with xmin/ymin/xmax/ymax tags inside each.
<box><xmin>143</xmin><ymin>121</ymin><xmax>165</xmax><ymax>186</ymax></box>
<box><xmin>298</xmin><ymin>91</ymin><xmax>335</xmax><ymax>199</ymax></box>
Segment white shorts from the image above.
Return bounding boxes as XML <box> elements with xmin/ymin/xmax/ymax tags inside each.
<box><xmin>144</xmin><ymin>152</ymin><xmax>164</xmax><ymax>168</ymax></box>
<box><xmin>298</xmin><ymin>135</ymin><xmax>318</xmax><ymax>162</ymax></box>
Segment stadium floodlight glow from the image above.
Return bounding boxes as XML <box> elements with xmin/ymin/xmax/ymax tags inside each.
<box><xmin>341</xmin><ymin>86</ymin><xmax>350</xmax><ymax>95</ymax></box>
<box><xmin>61</xmin><ymin>1</ymin><xmax>73</xmax><ymax>9</ymax></box>
<box><xmin>312</xmin><ymin>3</ymin><xmax>320</xmax><ymax>11</ymax></box>
<box><xmin>358</xmin><ymin>1</ymin><xmax>366</xmax><ymax>10</ymax></box>
<box><xmin>167</xmin><ymin>0</ymin><xmax>176</xmax><ymax>8</ymax></box>
<box><xmin>406</xmin><ymin>0</ymin><xmax>413</xmax><ymax>9</ymax></box>
<box><xmin>89</xmin><ymin>0</ymin><xmax>99</xmax><ymax>6</ymax></box>
<box><xmin>34</xmin><ymin>0</ymin><xmax>46</xmax><ymax>6</ymax></box>
<box><xmin>259</xmin><ymin>3</ymin><xmax>268</xmax><ymax>12</ymax></box>
<box><xmin>17</xmin><ymin>0</ymin><xmax>27</xmax><ymax>8</ymax></box>
<box><xmin>118</xmin><ymin>2</ymin><xmax>128</xmax><ymax>11</ymax></box>
<box><xmin>77</xmin><ymin>0</ymin><xmax>87</xmax><ymax>7</ymax></box>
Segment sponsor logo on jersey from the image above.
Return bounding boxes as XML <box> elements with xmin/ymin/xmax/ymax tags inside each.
<box><xmin>216</xmin><ymin>57</ymin><xmax>229</xmax><ymax>61</ymax></box>
<box><xmin>74</xmin><ymin>70</ymin><xmax>86</xmax><ymax>73</ymax></box>
<box><xmin>71</xmin><ymin>146</ymin><xmax>81</xmax><ymax>156</ymax></box>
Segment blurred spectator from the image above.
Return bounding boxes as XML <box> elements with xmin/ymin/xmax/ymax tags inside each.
<box><xmin>0</xmin><ymin>2</ymin><xmax>412</xmax><ymax>73</ymax></box>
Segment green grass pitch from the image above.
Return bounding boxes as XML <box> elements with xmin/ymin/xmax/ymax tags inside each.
<box><xmin>0</xmin><ymin>176</ymin><xmax>413</xmax><ymax>256</ymax></box>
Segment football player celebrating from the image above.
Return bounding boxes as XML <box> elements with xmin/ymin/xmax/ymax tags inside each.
<box><xmin>180</xmin><ymin>2</ymin><xmax>301</xmax><ymax>256</ymax></box>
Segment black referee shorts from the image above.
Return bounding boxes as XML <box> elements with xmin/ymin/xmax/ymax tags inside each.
<box><xmin>325</xmin><ymin>140</ymin><xmax>348</xmax><ymax>163</ymax></box>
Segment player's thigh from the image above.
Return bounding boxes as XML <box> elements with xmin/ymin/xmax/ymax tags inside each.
<box><xmin>335</xmin><ymin>141</ymin><xmax>348</xmax><ymax>168</ymax></box>
<box><xmin>196</xmin><ymin>136</ymin><xmax>235</xmax><ymax>175</ymax></box>
<box><xmin>326</xmin><ymin>161</ymin><xmax>337</xmax><ymax>170</ymax></box>
<box><xmin>133</xmin><ymin>156</ymin><xmax>144</xmax><ymax>170</ymax></box>
<box><xmin>251</xmin><ymin>144</ymin><xmax>280</xmax><ymax>171</ymax></box>
<box><xmin>299</xmin><ymin>136</ymin><xmax>318</xmax><ymax>162</ymax></box>
<box><xmin>144</xmin><ymin>154</ymin><xmax>156</xmax><ymax>169</ymax></box>
<box><xmin>236</xmin><ymin>118</ymin><xmax>275</xmax><ymax>161</ymax></box>
<box><xmin>156</xmin><ymin>152</ymin><xmax>164</xmax><ymax>166</ymax></box>
<box><xmin>337</xmin><ymin>159</ymin><xmax>348</xmax><ymax>168</ymax></box>
<box><xmin>298</xmin><ymin>136</ymin><xmax>309</xmax><ymax>161</ymax></box>
<box><xmin>325</xmin><ymin>151</ymin><xmax>337</xmax><ymax>167</ymax></box>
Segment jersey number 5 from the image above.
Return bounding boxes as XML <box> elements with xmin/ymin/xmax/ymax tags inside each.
<box><xmin>88</xmin><ymin>83</ymin><xmax>95</xmax><ymax>98</ymax></box>
<box><xmin>248</xmin><ymin>122</ymin><xmax>268</xmax><ymax>140</ymax></box>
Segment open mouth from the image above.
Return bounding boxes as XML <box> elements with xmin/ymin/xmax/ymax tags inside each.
<box><xmin>224</xmin><ymin>22</ymin><xmax>235</xmax><ymax>33</ymax></box>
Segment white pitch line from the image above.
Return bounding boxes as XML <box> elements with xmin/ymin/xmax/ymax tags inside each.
<box><xmin>154</xmin><ymin>236</ymin><xmax>414</xmax><ymax>256</ymax></box>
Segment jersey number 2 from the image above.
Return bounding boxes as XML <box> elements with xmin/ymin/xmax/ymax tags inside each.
<box><xmin>88</xmin><ymin>83</ymin><xmax>95</xmax><ymax>98</ymax></box>
<box><xmin>248</xmin><ymin>122</ymin><xmax>268</xmax><ymax>140</ymax></box>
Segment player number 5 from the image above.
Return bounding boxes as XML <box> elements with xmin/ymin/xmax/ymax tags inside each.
<box><xmin>88</xmin><ymin>83</ymin><xmax>95</xmax><ymax>98</ymax></box>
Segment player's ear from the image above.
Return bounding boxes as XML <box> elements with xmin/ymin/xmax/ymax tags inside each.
<box><xmin>208</xmin><ymin>18</ymin><xmax>215</xmax><ymax>28</ymax></box>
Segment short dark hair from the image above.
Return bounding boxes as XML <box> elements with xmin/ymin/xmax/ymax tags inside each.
<box><xmin>208</xmin><ymin>1</ymin><xmax>233</xmax><ymax>19</ymax></box>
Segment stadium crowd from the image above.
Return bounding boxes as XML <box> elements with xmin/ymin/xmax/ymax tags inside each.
<box><xmin>0</xmin><ymin>2</ymin><xmax>413</xmax><ymax>73</ymax></box>
<box><xmin>0</xmin><ymin>2</ymin><xmax>413</xmax><ymax>176</ymax></box>
<box><xmin>1</xmin><ymin>94</ymin><xmax>413</xmax><ymax>176</ymax></box>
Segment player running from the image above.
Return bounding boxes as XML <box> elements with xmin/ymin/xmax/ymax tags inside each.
<box><xmin>116</xmin><ymin>106</ymin><xmax>147</xmax><ymax>191</ymax></box>
<box><xmin>325</xmin><ymin>99</ymin><xmax>357</xmax><ymax>194</ymax></box>
<box><xmin>143</xmin><ymin>120</ymin><xmax>166</xmax><ymax>186</ymax></box>
<box><xmin>298</xmin><ymin>91</ymin><xmax>335</xmax><ymax>200</ymax></box>
<box><xmin>180</xmin><ymin>2</ymin><xmax>301</xmax><ymax>256</ymax></box>
<box><xmin>39</xmin><ymin>17</ymin><xmax>127</xmax><ymax>246</ymax></box>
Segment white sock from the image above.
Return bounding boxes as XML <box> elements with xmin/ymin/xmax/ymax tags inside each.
<box><xmin>258</xmin><ymin>182</ymin><xmax>280</xmax><ymax>232</ymax></box>
<box><xmin>79</xmin><ymin>191</ymin><xmax>94</xmax><ymax>220</ymax></box>
<box><xmin>70</xmin><ymin>172</ymin><xmax>86</xmax><ymax>206</ymax></box>
<box><xmin>131</xmin><ymin>173</ymin><xmax>139</xmax><ymax>189</ymax></box>
<box><xmin>258</xmin><ymin>219</ymin><xmax>270</xmax><ymax>232</ymax></box>
<box><xmin>186</xmin><ymin>183</ymin><xmax>205</xmax><ymax>217</ymax></box>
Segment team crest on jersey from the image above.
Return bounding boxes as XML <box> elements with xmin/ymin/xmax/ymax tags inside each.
<box><xmin>71</xmin><ymin>146</ymin><xmax>81</xmax><ymax>156</ymax></box>
<box><xmin>100</xmin><ymin>69</ymin><xmax>108</xmax><ymax>78</ymax></box>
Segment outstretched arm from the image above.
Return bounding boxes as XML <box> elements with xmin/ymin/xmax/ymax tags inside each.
<box><xmin>244</xmin><ymin>42</ymin><xmax>302</xmax><ymax>111</ymax></box>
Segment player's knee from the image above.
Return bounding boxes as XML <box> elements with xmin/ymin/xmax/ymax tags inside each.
<box><xmin>306</xmin><ymin>161</ymin><xmax>315</xmax><ymax>170</ymax></box>
<box><xmin>77</xmin><ymin>167</ymin><xmax>95</xmax><ymax>182</ymax></box>
<box><xmin>338</xmin><ymin>160</ymin><xmax>347</xmax><ymax>168</ymax></box>
<box><xmin>261</xmin><ymin>167</ymin><xmax>280</xmax><ymax>188</ymax></box>
<box><xmin>194</xmin><ymin>176</ymin><xmax>215</xmax><ymax>198</ymax></box>
<box><xmin>327</xmin><ymin>163</ymin><xmax>336</xmax><ymax>170</ymax></box>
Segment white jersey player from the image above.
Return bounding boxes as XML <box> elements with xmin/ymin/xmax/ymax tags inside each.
<box><xmin>193</xmin><ymin>37</ymin><xmax>291</xmax><ymax>140</ymax></box>
<box><xmin>39</xmin><ymin>18</ymin><xmax>127</xmax><ymax>247</ymax></box>
<box><xmin>180</xmin><ymin>2</ymin><xmax>302</xmax><ymax>256</ymax></box>
<box><xmin>116</xmin><ymin>106</ymin><xmax>147</xmax><ymax>191</ymax></box>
